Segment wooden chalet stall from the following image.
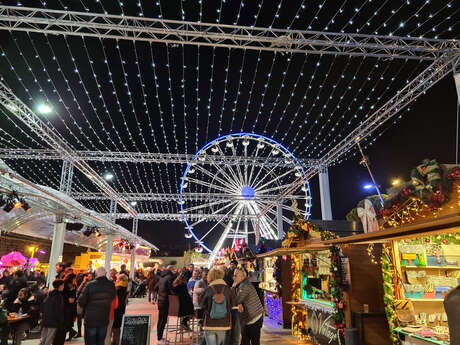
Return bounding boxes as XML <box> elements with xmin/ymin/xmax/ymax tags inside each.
<box><xmin>325</xmin><ymin>213</ymin><xmax>460</xmax><ymax>345</ymax></box>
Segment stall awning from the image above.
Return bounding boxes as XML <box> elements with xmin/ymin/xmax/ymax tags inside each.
<box><xmin>257</xmin><ymin>243</ymin><xmax>330</xmax><ymax>258</ymax></box>
<box><xmin>323</xmin><ymin>212</ymin><xmax>460</xmax><ymax>245</ymax></box>
<box><xmin>0</xmin><ymin>162</ymin><xmax>158</xmax><ymax>250</ymax></box>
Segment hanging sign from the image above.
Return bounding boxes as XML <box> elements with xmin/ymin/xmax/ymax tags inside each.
<box><xmin>120</xmin><ymin>314</ymin><xmax>151</xmax><ymax>345</ymax></box>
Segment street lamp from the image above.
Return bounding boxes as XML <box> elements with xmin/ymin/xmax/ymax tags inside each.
<box><xmin>36</xmin><ymin>103</ymin><xmax>52</xmax><ymax>114</ymax></box>
<box><xmin>103</xmin><ymin>172</ymin><xmax>114</xmax><ymax>181</ymax></box>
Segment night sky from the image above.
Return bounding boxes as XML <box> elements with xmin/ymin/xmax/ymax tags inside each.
<box><xmin>0</xmin><ymin>0</ymin><xmax>458</xmax><ymax>253</ymax></box>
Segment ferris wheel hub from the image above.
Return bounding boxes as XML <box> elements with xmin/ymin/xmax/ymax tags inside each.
<box><xmin>240</xmin><ymin>185</ymin><xmax>255</xmax><ymax>200</ymax></box>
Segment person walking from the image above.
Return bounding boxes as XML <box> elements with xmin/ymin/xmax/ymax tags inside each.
<box><xmin>76</xmin><ymin>272</ymin><xmax>94</xmax><ymax>338</ymax></box>
<box><xmin>39</xmin><ymin>280</ymin><xmax>65</xmax><ymax>345</ymax></box>
<box><xmin>199</xmin><ymin>268</ymin><xmax>235</xmax><ymax>345</ymax></box>
<box><xmin>155</xmin><ymin>266</ymin><xmax>175</xmax><ymax>345</ymax></box>
<box><xmin>171</xmin><ymin>272</ymin><xmax>194</xmax><ymax>331</ymax></box>
<box><xmin>77</xmin><ymin>267</ymin><xmax>116</xmax><ymax>345</ymax></box>
<box><xmin>233</xmin><ymin>269</ymin><xmax>264</xmax><ymax>345</ymax></box>
<box><xmin>147</xmin><ymin>270</ymin><xmax>159</xmax><ymax>304</ymax></box>
<box><xmin>111</xmin><ymin>274</ymin><xmax>128</xmax><ymax>345</ymax></box>
<box><xmin>63</xmin><ymin>274</ymin><xmax>78</xmax><ymax>342</ymax></box>
<box><xmin>193</xmin><ymin>269</ymin><xmax>208</xmax><ymax>322</ymax></box>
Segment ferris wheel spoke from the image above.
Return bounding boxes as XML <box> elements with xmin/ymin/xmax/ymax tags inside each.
<box><xmin>256</xmin><ymin>182</ymin><xmax>296</xmax><ymax>195</ymax></box>
<box><xmin>264</xmin><ymin>203</ymin><xmax>293</xmax><ymax>225</ymax></box>
<box><xmin>189</xmin><ymin>200</ymin><xmax>240</xmax><ymax>228</ymax></box>
<box><xmin>230</xmin><ymin>145</ymin><xmax>245</xmax><ymax>188</ymax></box>
<box><xmin>200</xmin><ymin>201</ymin><xmax>241</xmax><ymax>242</ymax></box>
<box><xmin>187</xmin><ymin>177</ymin><xmax>236</xmax><ymax>194</ymax></box>
<box><xmin>231</xmin><ymin>208</ymin><xmax>243</xmax><ymax>248</ymax></box>
<box><xmin>247</xmin><ymin>146</ymin><xmax>281</xmax><ymax>188</ymax></box>
<box><xmin>253</xmin><ymin>167</ymin><xmax>296</xmax><ymax>192</ymax></box>
<box><xmin>209</xmin><ymin>203</ymin><xmax>244</xmax><ymax>263</ymax></box>
<box><xmin>247</xmin><ymin>145</ymin><xmax>261</xmax><ymax>186</ymax></box>
<box><xmin>208</xmin><ymin>160</ymin><xmax>241</xmax><ymax>191</ymax></box>
<box><xmin>253</xmin><ymin>199</ymin><xmax>280</xmax><ymax>236</ymax></box>
<box><xmin>194</xmin><ymin>164</ymin><xmax>240</xmax><ymax>192</ymax></box>
<box><xmin>247</xmin><ymin>201</ymin><xmax>276</xmax><ymax>239</ymax></box>
<box><xmin>216</xmin><ymin>145</ymin><xmax>244</xmax><ymax>187</ymax></box>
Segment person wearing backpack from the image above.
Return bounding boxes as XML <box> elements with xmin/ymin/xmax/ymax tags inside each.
<box><xmin>199</xmin><ymin>270</ymin><xmax>235</xmax><ymax>345</ymax></box>
<box><xmin>233</xmin><ymin>268</ymin><xmax>264</xmax><ymax>345</ymax></box>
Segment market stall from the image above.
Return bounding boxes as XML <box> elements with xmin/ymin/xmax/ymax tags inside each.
<box><xmin>325</xmin><ymin>213</ymin><xmax>460</xmax><ymax>345</ymax></box>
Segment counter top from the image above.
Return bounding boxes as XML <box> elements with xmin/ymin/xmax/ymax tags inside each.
<box><xmin>395</xmin><ymin>328</ymin><xmax>449</xmax><ymax>345</ymax></box>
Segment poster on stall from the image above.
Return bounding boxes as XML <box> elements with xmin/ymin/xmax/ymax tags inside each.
<box><xmin>307</xmin><ymin>307</ymin><xmax>338</xmax><ymax>345</ymax></box>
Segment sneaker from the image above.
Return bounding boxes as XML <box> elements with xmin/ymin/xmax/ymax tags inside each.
<box><xmin>157</xmin><ymin>339</ymin><xmax>167</xmax><ymax>344</ymax></box>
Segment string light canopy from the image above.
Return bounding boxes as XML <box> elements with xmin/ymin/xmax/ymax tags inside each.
<box><xmin>0</xmin><ymin>0</ymin><xmax>457</xmax><ymax>245</ymax></box>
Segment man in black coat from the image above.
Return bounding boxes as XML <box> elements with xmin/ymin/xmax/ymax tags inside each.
<box><xmin>8</xmin><ymin>270</ymin><xmax>27</xmax><ymax>302</ymax></box>
<box><xmin>78</xmin><ymin>267</ymin><xmax>116</xmax><ymax>345</ymax></box>
<box><xmin>154</xmin><ymin>266</ymin><xmax>175</xmax><ymax>344</ymax></box>
<box><xmin>39</xmin><ymin>280</ymin><xmax>65</xmax><ymax>345</ymax></box>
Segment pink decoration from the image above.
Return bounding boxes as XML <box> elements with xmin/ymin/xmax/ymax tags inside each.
<box><xmin>1</xmin><ymin>251</ymin><xmax>27</xmax><ymax>267</ymax></box>
<box><xmin>28</xmin><ymin>257</ymin><xmax>38</xmax><ymax>266</ymax></box>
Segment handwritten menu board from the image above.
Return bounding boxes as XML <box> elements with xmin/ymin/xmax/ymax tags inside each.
<box><xmin>120</xmin><ymin>314</ymin><xmax>151</xmax><ymax>345</ymax></box>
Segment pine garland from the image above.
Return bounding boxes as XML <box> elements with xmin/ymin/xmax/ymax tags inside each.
<box><xmin>329</xmin><ymin>245</ymin><xmax>345</xmax><ymax>343</ymax></box>
<box><xmin>381</xmin><ymin>245</ymin><xmax>401</xmax><ymax>345</ymax></box>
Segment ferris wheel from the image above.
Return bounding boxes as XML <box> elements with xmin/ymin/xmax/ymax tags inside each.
<box><xmin>179</xmin><ymin>133</ymin><xmax>311</xmax><ymax>262</ymax></box>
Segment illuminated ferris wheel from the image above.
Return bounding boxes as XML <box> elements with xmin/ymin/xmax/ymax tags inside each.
<box><xmin>179</xmin><ymin>133</ymin><xmax>311</xmax><ymax>262</ymax></box>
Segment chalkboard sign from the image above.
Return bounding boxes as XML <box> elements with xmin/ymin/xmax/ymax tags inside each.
<box><xmin>120</xmin><ymin>314</ymin><xmax>151</xmax><ymax>345</ymax></box>
<box><xmin>307</xmin><ymin>307</ymin><xmax>338</xmax><ymax>345</ymax></box>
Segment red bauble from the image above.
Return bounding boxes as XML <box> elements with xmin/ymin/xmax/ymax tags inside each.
<box><xmin>425</xmin><ymin>238</ymin><xmax>430</xmax><ymax>243</ymax></box>
<box><xmin>442</xmin><ymin>239</ymin><xmax>448</xmax><ymax>244</ymax></box>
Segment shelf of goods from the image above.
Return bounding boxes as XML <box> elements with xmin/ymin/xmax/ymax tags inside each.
<box><xmin>392</xmin><ymin>236</ymin><xmax>459</xmax><ymax>344</ymax></box>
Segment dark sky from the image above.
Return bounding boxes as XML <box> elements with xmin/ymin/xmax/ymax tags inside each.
<box><xmin>0</xmin><ymin>0</ymin><xmax>458</xmax><ymax>253</ymax></box>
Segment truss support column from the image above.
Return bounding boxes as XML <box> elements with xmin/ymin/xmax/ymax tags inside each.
<box><xmin>47</xmin><ymin>219</ymin><xmax>66</xmax><ymax>287</ymax></box>
<box><xmin>454</xmin><ymin>62</ymin><xmax>460</xmax><ymax>164</ymax></box>
<box><xmin>105</xmin><ymin>234</ymin><xmax>114</xmax><ymax>274</ymax></box>
<box><xmin>130</xmin><ymin>218</ymin><xmax>138</xmax><ymax>281</ymax></box>
<box><xmin>47</xmin><ymin>161</ymin><xmax>74</xmax><ymax>287</ymax></box>
<box><xmin>319</xmin><ymin>166</ymin><xmax>333</xmax><ymax>220</ymax></box>
<box><xmin>276</xmin><ymin>203</ymin><xmax>284</xmax><ymax>239</ymax></box>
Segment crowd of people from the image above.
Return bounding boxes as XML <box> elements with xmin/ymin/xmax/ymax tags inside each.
<box><xmin>0</xmin><ymin>259</ymin><xmax>264</xmax><ymax>345</ymax></box>
<box><xmin>0</xmin><ymin>263</ymin><xmax>130</xmax><ymax>345</ymax></box>
<box><xmin>150</xmin><ymin>260</ymin><xmax>264</xmax><ymax>345</ymax></box>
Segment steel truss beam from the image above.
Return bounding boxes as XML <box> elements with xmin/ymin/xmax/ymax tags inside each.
<box><xmin>0</xmin><ymin>81</ymin><xmax>136</xmax><ymax>216</ymax></box>
<box><xmin>0</xmin><ymin>148</ymin><xmax>320</xmax><ymax>168</ymax></box>
<box><xmin>257</xmin><ymin>51</ymin><xmax>460</xmax><ymax>218</ymax></box>
<box><xmin>105</xmin><ymin>213</ymin><xmax>284</xmax><ymax>222</ymax></box>
<box><xmin>71</xmin><ymin>192</ymin><xmax>310</xmax><ymax>202</ymax></box>
<box><xmin>0</xmin><ymin>6</ymin><xmax>457</xmax><ymax>60</ymax></box>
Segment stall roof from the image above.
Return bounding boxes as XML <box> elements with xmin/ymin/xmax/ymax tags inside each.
<box><xmin>0</xmin><ymin>161</ymin><xmax>158</xmax><ymax>250</ymax></box>
<box><xmin>323</xmin><ymin>212</ymin><xmax>460</xmax><ymax>245</ymax></box>
<box><xmin>257</xmin><ymin>243</ymin><xmax>330</xmax><ymax>258</ymax></box>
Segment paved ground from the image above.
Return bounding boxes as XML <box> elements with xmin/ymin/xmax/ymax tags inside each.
<box><xmin>23</xmin><ymin>298</ymin><xmax>311</xmax><ymax>345</ymax></box>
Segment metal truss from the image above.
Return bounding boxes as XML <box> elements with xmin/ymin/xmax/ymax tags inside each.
<box><xmin>106</xmin><ymin>212</ymin><xmax>289</xmax><ymax>223</ymax></box>
<box><xmin>320</xmin><ymin>52</ymin><xmax>460</xmax><ymax>166</ymax></box>
<box><xmin>0</xmin><ymin>162</ymin><xmax>157</xmax><ymax>249</ymax></box>
<box><xmin>71</xmin><ymin>192</ymin><xmax>310</xmax><ymax>202</ymax></box>
<box><xmin>0</xmin><ymin>81</ymin><xmax>136</xmax><ymax>216</ymax></box>
<box><xmin>0</xmin><ymin>148</ymin><xmax>320</xmax><ymax>168</ymax></box>
<box><xmin>0</xmin><ymin>6</ymin><xmax>458</xmax><ymax>60</ymax></box>
<box><xmin>257</xmin><ymin>51</ymin><xmax>460</xmax><ymax>218</ymax></box>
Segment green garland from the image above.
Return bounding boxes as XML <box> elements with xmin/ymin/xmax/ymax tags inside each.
<box><xmin>401</xmin><ymin>232</ymin><xmax>460</xmax><ymax>245</ymax></box>
<box><xmin>381</xmin><ymin>245</ymin><xmax>401</xmax><ymax>345</ymax></box>
<box><xmin>329</xmin><ymin>245</ymin><xmax>345</xmax><ymax>343</ymax></box>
